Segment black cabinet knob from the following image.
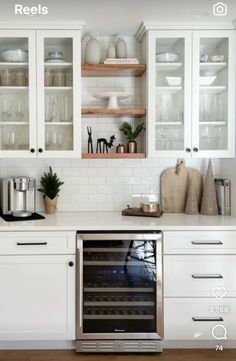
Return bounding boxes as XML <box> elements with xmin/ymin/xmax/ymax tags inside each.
<box><xmin>185</xmin><ymin>148</ymin><xmax>191</xmax><ymax>153</ymax></box>
<box><xmin>69</xmin><ymin>261</ymin><xmax>74</xmax><ymax>267</ymax></box>
<box><xmin>193</xmin><ymin>147</ymin><xmax>199</xmax><ymax>152</ymax></box>
<box><xmin>38</xmin><ymin>148</ymin><xmax>43</xmax><ymax>153</ymax></box>
<box><xmin>30</xmin><ymin>148</ymin><xmax>35</xmax><ymax>153</ymax></box>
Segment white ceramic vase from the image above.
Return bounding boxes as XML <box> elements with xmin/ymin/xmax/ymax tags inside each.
<box><xmin>85</xmin><ymin>36</ymin><xmax>101</xmax><ymax>64</ymax></box>
<box><xmin>116</xmin><ymin>38</ymin><xmax>127</xmax><ymax>58</ymax></box>
<box><xmin>107</xmin><ymin>43</ymin><xmax>116</xmax><ymax>59</ymax></box>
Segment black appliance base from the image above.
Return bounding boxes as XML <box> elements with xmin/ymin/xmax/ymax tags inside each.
<box><xmin>1</xmin><ymin>212</ymin><xmax>45</xmax><ymax>222</ymax></box>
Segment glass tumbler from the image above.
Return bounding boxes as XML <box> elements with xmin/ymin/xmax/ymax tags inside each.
<box><xmin>53</xmin><ymin>70</ymin><xmax>65</xmax><ymax>87</ymax></box>
<box><xmin>15</xmin><ymin>69</ymin><xmax>26</xmax><ymax>86</ymax></box>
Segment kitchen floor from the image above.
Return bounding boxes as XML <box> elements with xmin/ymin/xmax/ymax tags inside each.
<box><xmin>0</xmin><ymin>350</ymin><xmax>235</xmax><ymax>361</ymax></box>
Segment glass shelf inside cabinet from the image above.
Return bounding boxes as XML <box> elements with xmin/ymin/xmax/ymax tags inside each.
<box><xmin>0</xmin><ymin>37</ymin><xmax>30</xmax><ymax>151</ymax></box>
<box><xmin>198</xmin><ymin>37</ymin><xmax>228</xmax><ymax>151</ymax></box>
<box><xmin>44</xmin><ymin>38</ymin><xmax>73</xmax><ymax>151</ymax></box>
<box><xmin>155</xmin><ymin>37</ymin><xmax>185</xmax><ymax>152</ymax></box>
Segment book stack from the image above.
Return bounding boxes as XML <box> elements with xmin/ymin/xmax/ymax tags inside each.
<box><xmin>104</xmin><ymin>58</ymin><xmax>139</xmax><ymax>64</ymax></box>
<box><xmin>215</xmin><ymin>178</ymin><xmax>231</xmax><ymax>216</ymax></box>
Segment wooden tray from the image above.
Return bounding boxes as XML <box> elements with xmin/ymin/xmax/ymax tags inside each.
<box><xmin>122</xmin><ymin>207</ymin><xmax>163</xmax><ymax>218</ymax></box>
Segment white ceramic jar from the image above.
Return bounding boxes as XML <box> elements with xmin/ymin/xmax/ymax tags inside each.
<box><xmin>107</xmin><ymin>43</ymin><xmax>116</xmax><ymax>59</ymax></box>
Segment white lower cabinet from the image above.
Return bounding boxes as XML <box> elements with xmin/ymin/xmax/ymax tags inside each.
<box><xmin>0</xmin><ymin>231</ymin><xmax>76</xmax><ymax>342</ymax></box>
<box><xmin>164</xmin><ymin>255</ymin><xmax>236</xmax><ymax>297</ymax></box>
<box><xmin>163</xmin><ymin>230</ymin><xmax>236</xmax><ymax>343</ymax></box>
<box><xmin>165</xmin><ymin>298</ymin><xmax>236</xmax><ymax>340</ymax></box>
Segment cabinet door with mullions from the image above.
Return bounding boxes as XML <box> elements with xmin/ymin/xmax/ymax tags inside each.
<box><xmin>192</xmin><ymin>30</ymin><xmax>236</xmax><ymax>158</ymax></box>
<box><xmin>36</xmin><ymin>29</ymin><xmax>81</xmax><ymax>158</ymax></box>
<box><xmin>147</xmin><ymin>30</ymin><xmax>192</xmax><ymax>158</ymax></box>
<box><xmin>0</xmin><ymin>30</ymin><xmax>37</xmax><ymax>158</ymax></box>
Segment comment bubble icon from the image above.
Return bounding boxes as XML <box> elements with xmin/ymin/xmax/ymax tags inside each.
<box><xmin>212</xmin><ymin>325</ymin><xmax>227</xmax><ymax>340</ymax></box>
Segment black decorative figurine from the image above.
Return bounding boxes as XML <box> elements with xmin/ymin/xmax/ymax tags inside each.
<box><xmin>96</xmin><ymin>135</ymin><xmax>116</xmax><ymax>153</ymax></box>
<box><xmin>87</xmin><ymin>126</ymin><xmax>93</xmax><ymax>153</ymax></box>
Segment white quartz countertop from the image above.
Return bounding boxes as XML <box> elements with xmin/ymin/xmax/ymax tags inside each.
<box><xmin>1</xmin><ymin>212</ymin><xmax>236</xmax><ymax>231</ymax></box>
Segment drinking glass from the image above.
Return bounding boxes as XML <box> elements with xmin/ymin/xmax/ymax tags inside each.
<box><xmin>3</xmin><ymin>131</ymin><xmax>16</xmax><ymax>150</ymax></box>
<box><xmin>14</xmin><ymin>99</ymin><xmax>24</xmax><ymax>121</ymax></box>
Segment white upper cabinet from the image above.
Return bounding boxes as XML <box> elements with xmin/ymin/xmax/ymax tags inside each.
<box><xmin>146</xmin><ymin>29</ymin><xmax>236</xmax><ymax>158</ymax></box>
<box><xmin>0</xmin><ymin>28</ymin><xmax>81</xmax><ymax>158</ymax></box>
<box><xmin>37</xmin><ymin>30</ymin><xmax>81</xmax><ymax>158</ymax></box>
<box><xmin>0</xmin><ymin>30</ymin><xmax>37</xmax><ymax>158</ymax></box>
<box><xmin>192</xmin><ymin>30</ymin><xmax>236</xmax><ymax>158</ymax></box>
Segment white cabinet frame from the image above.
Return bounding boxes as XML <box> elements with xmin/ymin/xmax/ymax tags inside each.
<box><xmin>36</xmin><ymin>30</ymin><xmax>81</xmax><ymax>158</ymax></box>
<box><xmin>147</xmin><ymin>30</ymin><xmax>192</xmax><ymax>158</ymax></box>
<box><xmin>0</xmin><ymin>30</ymin><xmax>37</xmax><ymax>158</ymax></box>
<box><xmin>192</xmin><ymin>30</ymin><xmax>236</xmax><ymax>158</ymax></box>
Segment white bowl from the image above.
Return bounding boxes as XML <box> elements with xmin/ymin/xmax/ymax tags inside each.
<box><xmin>166</xmin><ymin>76</ymin><xmax>182</xmax><ymax>86</ymax></box>
<box><xmin>1</xmin><ymin>49</ymin><xmax>28</xmax><ymax>62</ymax></box>
<box><xmin>199</xmin><ymin>76</ymin><xmax>217</xmax><ymax>86</ymax></box>
<box><xmin>211</xmin><ymin>55</ymin><xmax>224</xmax><ymax>62</ymax></box>
<box><xmin>156</xmin><ymin>52</ymin><xmax>179</xmax><ymax>62</ymax></box>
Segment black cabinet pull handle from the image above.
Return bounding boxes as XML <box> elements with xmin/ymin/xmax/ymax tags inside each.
<box><xmin>193</xmin><ymin>147</ymin><xmax>199</xmax><ymax>152</ymax></box>
<box><xmin>69</xmin><ymin>261</ymin><xmax>74</xmax><ymax>267</ymax></box>
<box><xmin>30</xmin><ymin>148</ymin><xmax>35</xmax><ymax>153</ymax></box>
<box><xmin>17</xmin><ymin>242</ymin><xmax>47</xmax><ymax>246</ymax></box>
<box><xmin>185</xmin><ymin>148</ymin><xmax>191</xmax><ymax>153</ymax></box>
<box><xmin>191</xmin><ymin>241</ymin><xmax>223</xmax><ymax>245</ymax></box>
<box><xmin>192</xmin><ymin>274</ymin><xmax>223</xmax><ymax>279</ymax></box>
<box><xmin>192</xmin><ymin>317</ymin><xmax>224</xmax><ymax>322</ymax></box>
<box><xmin>38</xmin><ymin>148</ymin><xmax>43</xmax><ymax>153</ymax></box>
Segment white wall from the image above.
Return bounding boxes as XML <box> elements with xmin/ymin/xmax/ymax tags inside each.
<box><xmin>0</xmin><ymin>158</ymin><xmax>219</xmax><ymax>212</ymax></box>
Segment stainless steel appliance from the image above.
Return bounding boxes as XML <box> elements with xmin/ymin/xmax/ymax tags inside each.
<box><xmin>0</xmin><ymin>177</ymin><xmax>36</xmax><ymax>217</ymax></box>
<box><xmin>76</xmin><ymin>231</ymin><xmax>163</xmax><ymax>353</ymax></box>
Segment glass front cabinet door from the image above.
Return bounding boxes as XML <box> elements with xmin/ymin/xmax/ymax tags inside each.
<box><xmin>148</xmin><ymin>30</ymin><xmax>192</xmax><ymax>158</ymax></box>
<box><xmin>147</xmin><ymin>30</ymin><xmax>236</xmax><ymax>158</ymax></box>
<box><xmin>37</xmin><ymin>30</ymin><xmax>81</xmax><ymax>157</ymax></box>
<box><xmin>192</xmin><ymin>30</ymin><xmax>236</xmax><ymax>158</ymax></box>
<box><xmin>0</xmin><ymin>30</ymin><xmax>36</xmax><ymax>157</ymax></box>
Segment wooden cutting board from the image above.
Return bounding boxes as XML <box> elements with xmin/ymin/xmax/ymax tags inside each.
<box><xmin>160</xmin><ymin>160</ymin><xmax>203</xmax><ymax>213</ymax></box>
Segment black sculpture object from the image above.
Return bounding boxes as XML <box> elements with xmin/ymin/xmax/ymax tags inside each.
<box><xmin>87</xmin><ymin>126</ymin><xmax>93</xmax><ymax>153</ymax></box>
<box><xmin>96</xmin><ymin>135</ymin><xmax>116</xmax><ymax>153</ymax></box>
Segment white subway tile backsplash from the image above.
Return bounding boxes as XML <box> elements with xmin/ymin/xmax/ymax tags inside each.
<box><xmin>0</xmin><ymin>157</ymin><xmax>216</xmax><ymax>212</ymax></box>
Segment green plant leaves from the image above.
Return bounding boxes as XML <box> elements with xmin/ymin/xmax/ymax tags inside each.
<box><xmin>37</xmin><ymin>166</ymin><xmax>64</xmax><ymax>200</ymax></box>
<box><xmin>119</xmin><ymin>121</ymin><xmax>145</xmax><ymax>140</ymax></box>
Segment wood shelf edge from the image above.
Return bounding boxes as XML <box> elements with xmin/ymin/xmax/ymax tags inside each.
<box><xmin>82</xmin><ymin>153</ymin><xmax>146</xmax><ymax>159</ymax></box>
<box><xmin>82</xmin><ymin>64</ymin><xmax>146</xmax><ymax>77</ymax></box>
<box><xmin>82</xmin><ymin>108</ymin><xmax>146</xmax><ymax>117</ymax></box>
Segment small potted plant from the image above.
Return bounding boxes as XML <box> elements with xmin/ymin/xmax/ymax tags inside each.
<box><xmin>38</xmin><ymin>166</ymin><xmax>64</xmax><ymax>214</ymax></box>
<box><xmin>119</xmin><ymin>122</ymin><xmax>145</xmax><ymax>153</ymax></box>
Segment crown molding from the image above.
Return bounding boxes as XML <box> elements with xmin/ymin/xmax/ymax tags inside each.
<box><xmin>135</xmin><ymin>21</ymin><xmax>235</xmax><ymax>42</ymax></box>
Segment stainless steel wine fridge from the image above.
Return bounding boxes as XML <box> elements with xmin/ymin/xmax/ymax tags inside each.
<box><xmin>76</xmin><ymin>231</ymin><xmax>163</xmax><ymax>353</ymax></box>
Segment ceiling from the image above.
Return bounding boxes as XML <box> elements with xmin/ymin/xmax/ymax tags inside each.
<box><xmin>1</xmin><ymin>0</ymin><xmax>236</xmax><ymax>35</ymax></box>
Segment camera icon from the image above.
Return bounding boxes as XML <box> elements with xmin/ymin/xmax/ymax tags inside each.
<box><xmin>213</xmin><ymin>2</ymin><xmax>228</xmax><ymax>16</ymax></box>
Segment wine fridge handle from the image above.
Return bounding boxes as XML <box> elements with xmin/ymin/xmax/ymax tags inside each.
<box><xmin>77</xmin><ymin>239</ymin><xmax>83</xmax><ymax>330</ymax></box>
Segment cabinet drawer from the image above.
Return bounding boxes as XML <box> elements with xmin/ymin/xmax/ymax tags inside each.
<box><xmin>164</xmin><ymin>231</ymin><xmax>236</xmax><ymax>254</ymax></box>
<box><xmin>164</xmin><ymin>255</ymin><xmax>236</xmax><ymax>297</ymax></box>
<box><xmin>0</xmin><ymin>231</ymin><xmax>76</xmax><ymax>254</ymax></box>
<box><xmin>165</xmin><ymin>298</ymin><xmax>236</xmax><ymax>340</ymax></box>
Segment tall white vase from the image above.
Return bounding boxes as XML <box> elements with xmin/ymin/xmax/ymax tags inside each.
<box><xmin>85</xmin><ymin>36</ymin><xmax>101</xmax><ymax>64</ymax></box>
<box><xmin>116</xmin><ymin>38</ymin><xmax>127</xmax><ymax>58</ymax></box>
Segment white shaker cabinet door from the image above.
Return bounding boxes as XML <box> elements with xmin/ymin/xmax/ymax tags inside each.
<box><xmin>165</xmin><ymin>298</ymin><xmax>236</xmax><ymax>340</ymax></box>
<box><xmin>164</xmin><ymin>255</ymin><xmax>236</xmax><ymax>297</ymax></box>
<box><xmin>0</xmin><ymin>255</ymin><xmax>75</xmax><ymax>341</ymax></box>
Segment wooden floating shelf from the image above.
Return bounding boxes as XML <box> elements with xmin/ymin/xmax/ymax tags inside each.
<box><xmin>82</xmin><ymin>108</ymin><xmax>146</xmax><ymax>117</ymax></box>
<box><xmin>82</xmin><ymin>153</ymin><xmax>146</xmax><ymax>159</ymax></box>
<box><xmin>82</xmin><ymin>64</ymin><xmax>146</xmax><ymax>77</ymax></box>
